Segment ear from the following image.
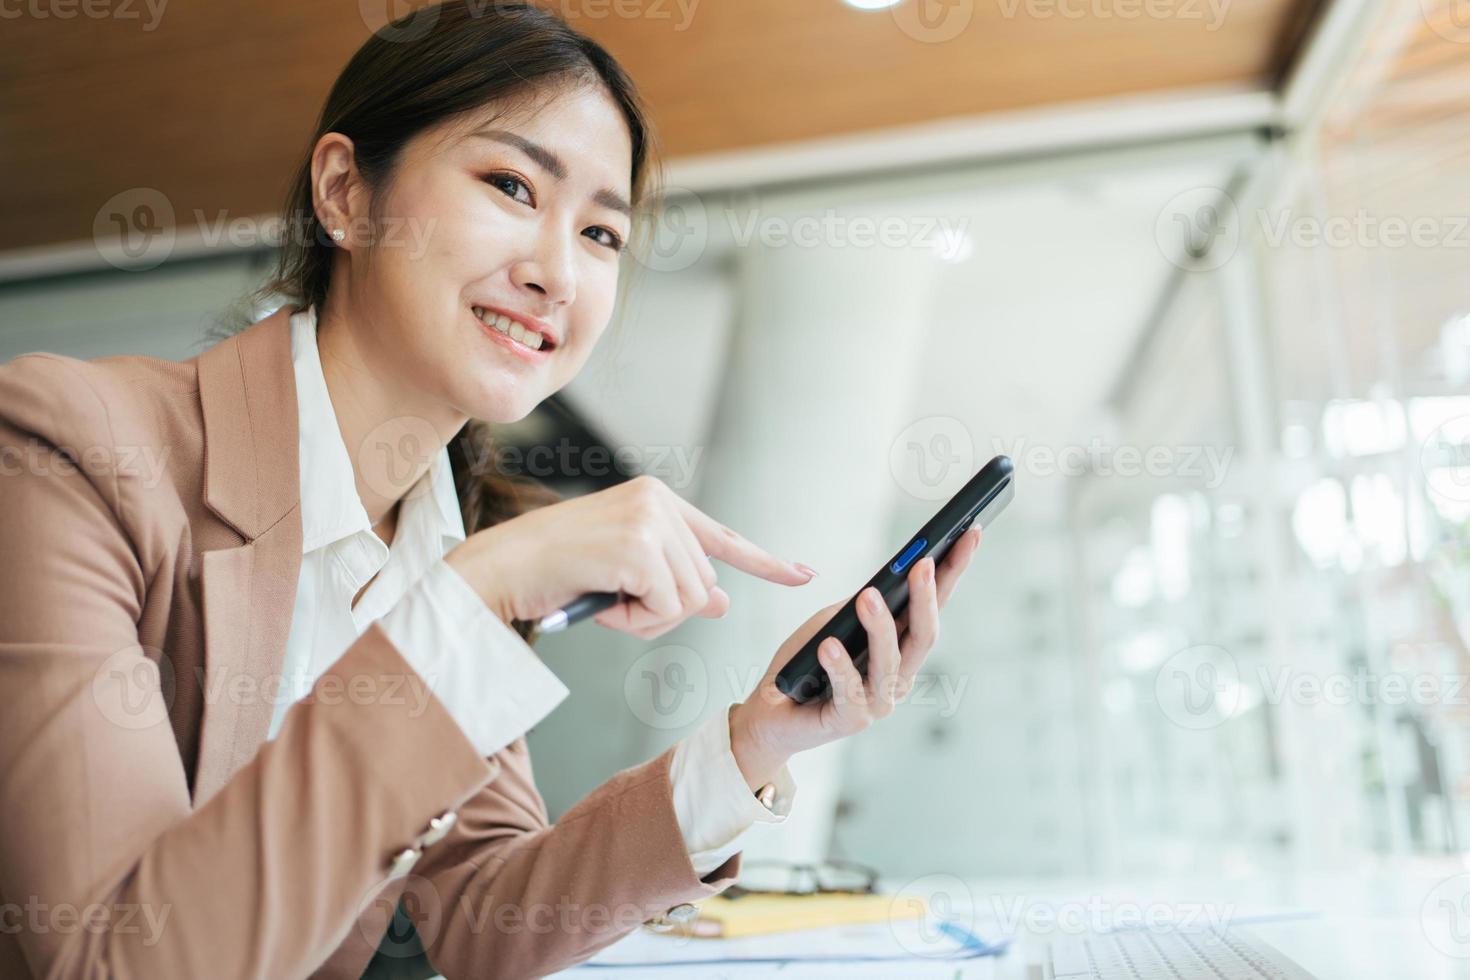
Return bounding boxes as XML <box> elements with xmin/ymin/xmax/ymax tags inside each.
<box><xmin>310</xmin><ymin>132</ymin><xmax>366</xmax><ymax>250</ymax></box>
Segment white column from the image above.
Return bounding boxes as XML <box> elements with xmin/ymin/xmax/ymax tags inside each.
<box><xmin>647</xmin><ymin>228</ymin><xmax>942</xmax><ymax>863</ymax></box>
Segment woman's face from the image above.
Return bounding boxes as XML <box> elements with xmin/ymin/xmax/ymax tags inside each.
<box><xmin>328</xmin><ymin>79</ymin><xmax>634</xmax><ymax>425</ymax></box>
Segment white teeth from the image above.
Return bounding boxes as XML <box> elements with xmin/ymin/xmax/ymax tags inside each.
<box><xmin>473</xmin><ymin>307</ymin><xmax>545</xmax><ymax>351</ymax></box>
<box><xmin>472</xmin><ymin>306</ymin><xmax>511</xmax><ymax>335</ymax></box>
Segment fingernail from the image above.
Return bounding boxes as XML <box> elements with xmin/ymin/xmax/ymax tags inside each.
<box><xmin>864</xmin><ymin>588</ymin><xmax>881</xmax><ymax>611</ymax></box>
<box><xmin>795</xmin><ymin>563</ymin><xmax>819</xmax><ymax>580</ymax></box>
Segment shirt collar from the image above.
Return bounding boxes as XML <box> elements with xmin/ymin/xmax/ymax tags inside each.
<box><xmin>290</xmin><ymin>304</ymin><xmax>466</xmax><ymax>555</ymax></box>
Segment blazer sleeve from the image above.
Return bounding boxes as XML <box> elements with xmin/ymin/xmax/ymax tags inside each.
<box><xmin>404</xmin><ymin>737</ymin><xmax>742</xmax><ymax>980</ymax></box>
<box><xmin>0</xmin><ymin>363</ymin><xmax>499</xmax><ymax>979</ymax></box>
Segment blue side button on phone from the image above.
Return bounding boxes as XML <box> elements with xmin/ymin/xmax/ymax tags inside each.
<box><xmin>891</xmin><ymin>537</ymin><xmax>928</xmax><ymax>574</ymax></box>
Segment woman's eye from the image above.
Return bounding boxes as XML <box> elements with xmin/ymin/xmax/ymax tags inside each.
<box><xmin>485</xmin><ymin>172</ymin><xmax>533</xmax><ymax>206</ymax></box>
<box><xmin>584</xmin><ymin>226</ymin><xmax>625</xmax><ymax>252</ymax></box>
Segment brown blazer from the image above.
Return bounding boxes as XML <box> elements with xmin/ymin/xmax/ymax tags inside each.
<box><xmin>0</xmin><ymin>306</ymin><xmax>738</xmax><ymax>979</ymax></box>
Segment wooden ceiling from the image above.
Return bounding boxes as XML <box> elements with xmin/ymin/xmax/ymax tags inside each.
<box><xmin>0</xmin><ymin>0</ymin><xmax>1322</xmax><ymax>256</ymax></box>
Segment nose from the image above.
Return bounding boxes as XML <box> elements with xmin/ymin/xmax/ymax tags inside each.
<box><xmin>509</xmin><ymin>228</ymin><xmax>577</xmax><ymax>307</ymax></box>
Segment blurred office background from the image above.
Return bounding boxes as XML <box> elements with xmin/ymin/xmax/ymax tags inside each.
<box><xmin>3</xmin><ymin>0</ymin><xmax>1469</xmax><ymax>892</ymax></box>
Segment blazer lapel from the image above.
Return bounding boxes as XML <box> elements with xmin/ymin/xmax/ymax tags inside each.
<box><xmin>192</xmin><ymin>306</ymin><xmax>305</xmax><ymax>803</ymax></box>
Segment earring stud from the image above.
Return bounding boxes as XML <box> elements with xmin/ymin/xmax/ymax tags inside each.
<box><xmin>330</xmin><ymin>228</ymin><xmax>346</xmax><ymax>243</ymax></box>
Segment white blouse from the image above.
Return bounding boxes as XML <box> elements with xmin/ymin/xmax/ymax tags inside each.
<box><xmin>265</xmin><ymin>306</ymin><xmax>793</xmax><ymax>875</ymax></box>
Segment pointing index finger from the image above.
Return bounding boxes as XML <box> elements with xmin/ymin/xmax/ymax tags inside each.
<box><xmin>674</xmin><ymin>496</ymin><xmax>814</xmax><ymax>586</ymax></box>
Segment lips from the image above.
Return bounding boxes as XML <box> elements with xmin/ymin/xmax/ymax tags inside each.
<box><xmin>471</xmin><ymin>305</ymin><xmax>559</xmax><ymax>352</ymax></box>
<box><xmin>470</xmin><ymin>309</ymin><xmax>548</xmax><ymax>364</ymax></box>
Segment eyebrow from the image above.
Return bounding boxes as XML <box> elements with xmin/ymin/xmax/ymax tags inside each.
<box><xmin>470</xmin><ymin>128</ymin><xmax>632</xmax><ymax>218</ymax></box>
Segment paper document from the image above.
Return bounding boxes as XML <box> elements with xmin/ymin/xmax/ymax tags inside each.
<box><xmin>571</xmin><ymin>915</ymin><xmax>1008</xmax><ymax>970</ymax></box>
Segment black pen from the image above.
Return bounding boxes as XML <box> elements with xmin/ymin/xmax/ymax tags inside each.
<box><xmin>536</xmin><ymin>591</ymin><xmax>623</xmax><ymax>633</ymax></box>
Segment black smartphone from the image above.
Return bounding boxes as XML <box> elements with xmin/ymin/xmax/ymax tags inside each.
<box><xmin>774</xmin><ymin>455</ymin><xmax>1014</xmax><ymax>704</ymax></box>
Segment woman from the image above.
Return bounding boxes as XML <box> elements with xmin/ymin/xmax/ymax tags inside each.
<box><xmin>0</xmin><ymin>4</ymin><xmax>982</xmax><ymax>978</ymax></box>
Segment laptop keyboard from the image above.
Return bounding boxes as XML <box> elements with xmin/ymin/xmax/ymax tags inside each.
<box><xmin>1048</xmin><ymin>928</ymin><xmax>1318</xmax><ymax>979</ymax></box>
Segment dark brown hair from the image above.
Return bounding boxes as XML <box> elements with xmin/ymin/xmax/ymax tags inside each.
<box><xmin>219</xmin><ymin>1</ymin><xmax>659</xmax><ymax>638</ymax></box>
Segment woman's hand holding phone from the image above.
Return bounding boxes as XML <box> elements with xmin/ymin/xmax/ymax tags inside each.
<box><xmin>445</xmin><ymin>468</ymin><xmax>983</xmax><ymax>791</ymax></box>
<box><xmin>445</xmin><ymin>475</ymin><xmax>817</xmax><ymax>639</ymax></box>
<box><xmin>727</xmin><ymin>527</ymin><xmax>983</xmax><ymax>792</ymax></box>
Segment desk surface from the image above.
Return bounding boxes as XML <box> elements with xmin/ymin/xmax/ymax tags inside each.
<box><xmin>564</xmin><ymin>863</ymin><xmax>1470</xmax><ymax>978</ymax></box>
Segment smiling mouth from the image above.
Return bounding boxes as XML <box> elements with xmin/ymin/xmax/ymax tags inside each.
<box><xmin>472</xmin><ymin>305</ymin><xmax>556</xmax><ymax>353</ymax></box>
